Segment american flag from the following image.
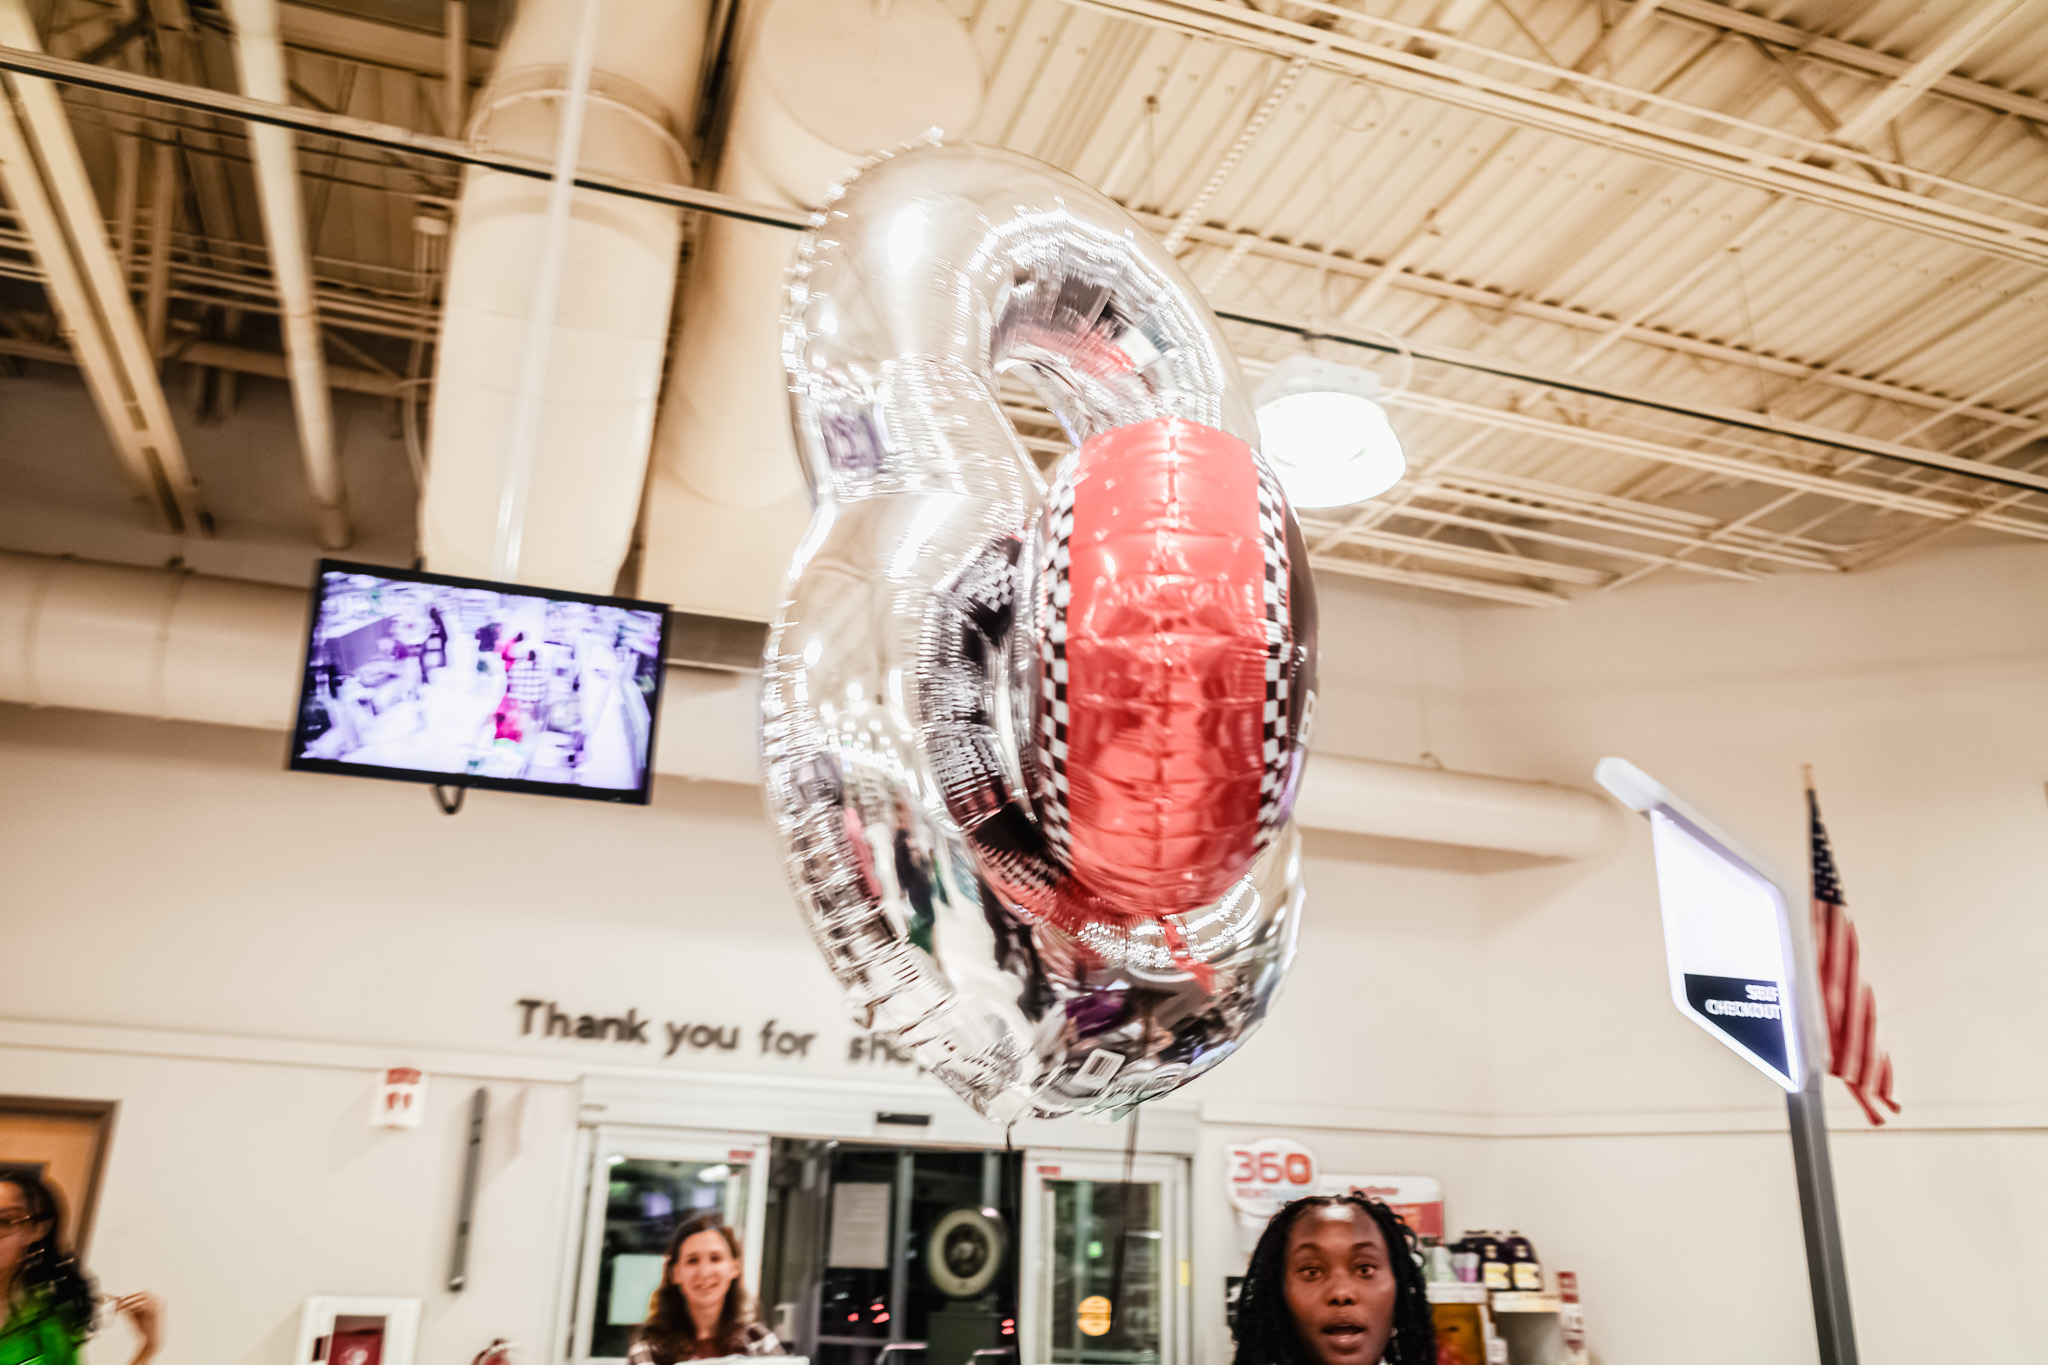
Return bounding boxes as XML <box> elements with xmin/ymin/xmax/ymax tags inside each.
<box><xmin>1808</xmin><ymin>782</ymin><xmax>1900</xmax><ymax>1125</ymax></box>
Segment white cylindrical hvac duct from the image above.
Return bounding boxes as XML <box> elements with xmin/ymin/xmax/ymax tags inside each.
<box><xmin>1294</xmin><ymin>757</ymin><xmax>1612</xmax><ymax>860</ymax></box>
<box><xmin>638</xmin><ymin>0</ymin><xmax>986</xmax><ymax>619</ymax></box>
<box><xmin>0</xmin><ymin>552</ymin><xmax>1611</xmax><ymax>858</ymax></box>
<box><xmin>420</xmin><ymin>0</ymin><xmax>710</xmax><ymax>592</ymax></box>
<box><xmin>0</xmin><ymin>553</ymin><xmax>307</xmax><ymax>728</ymax></box>
<box><xmin>0</xmin><ymin>552</ymin><xmax>754</xmax><ymax>784</ymax></box>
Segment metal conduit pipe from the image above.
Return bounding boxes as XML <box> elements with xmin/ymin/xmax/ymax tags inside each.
<box><xmin>637</xmin><ymin>0</ymin><xmax>986</xmax><ymax>619</ymax></box>
<box><xmin>223</xmin><ymin>0</ymin><xmax>350</xmax><ymax>550</ymax></box>
<box><xmin>419</xmin><ymin>0</ymin><xmax>709</xmax><ymax>593</ymax></box>
<box><xmin>0</xmin><ymin>551</ymin><xmax>1613</xmax><ymax>859</ymax></box>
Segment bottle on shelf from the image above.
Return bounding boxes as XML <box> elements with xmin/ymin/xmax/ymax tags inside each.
<box><xmin>1476</xmin><ymin>1232</ymin><xmax>1511</xmax><ymax>1291</ymax></box>
<box><xmin>1503</xmin><ymin>1231</ymin><xmax>1543</xmax><ymax>1292</ymax></box>
<box><xmin>1450</xmin><ymin>1235</ymin><xmax>1480</xmax><ymax>1284</ymax></box>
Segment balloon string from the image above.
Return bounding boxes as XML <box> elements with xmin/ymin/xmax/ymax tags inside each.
<box><xmin>1108</xmin><ymin>1096</ymin><xmax>1143</xmax><ymax>1342</ymax></box>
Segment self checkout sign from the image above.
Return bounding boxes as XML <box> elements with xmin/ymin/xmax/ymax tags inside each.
<box><xmin>1224</xmin><ymin>1138</ymin><xmax>1318</xmax><ymax>1218</ymax></box>
<box><xmin>1597</xmin><ymin>759</ymin><xmax>1806</xmax><ymax>1092</ymax></box>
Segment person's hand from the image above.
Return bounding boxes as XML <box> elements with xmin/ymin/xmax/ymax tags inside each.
<box><xmin>113</xmin><ymin>1292</ymin><xmax>163</xmax><ymax>1362</ymax></box>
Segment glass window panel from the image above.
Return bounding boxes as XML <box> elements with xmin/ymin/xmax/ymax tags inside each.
<box><xmin>589</xmin><ymin>1157</ymin><xmax>750</xmax><ymax>1359</ymax></box>
<box><xmin>1043</xmin><ymin>1180</ymin><xmax>1162</xmax><ymax>1365</ymax></box>
<box><xmin>773</xmin><ymin>1144</ymin><xmax>1020</xmax><ymax>1365</ymax></box>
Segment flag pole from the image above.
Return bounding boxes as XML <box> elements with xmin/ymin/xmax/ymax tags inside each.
<box><xmin>1789</xmin><ymin>764</ymin><xmax>1859</xmax><ymax>1365</ymax></box>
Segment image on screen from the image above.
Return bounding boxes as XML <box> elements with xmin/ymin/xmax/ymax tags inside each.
<box><xmin>291</xmin><ymin>563</ymin><xmax>668</xmax><ymax>802</ymax></box>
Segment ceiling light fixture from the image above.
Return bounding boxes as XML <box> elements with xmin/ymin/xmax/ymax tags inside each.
<box><xmin>1252</xmin><ymin>354</ymin><xmax>1407</xmax><ymax>508</ymax></box>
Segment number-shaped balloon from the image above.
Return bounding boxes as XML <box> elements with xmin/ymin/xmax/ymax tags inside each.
<box><xmin>763</xmin><ymin>141</ymin><xmax>1317</xmax><ymax>1122</ymax></box>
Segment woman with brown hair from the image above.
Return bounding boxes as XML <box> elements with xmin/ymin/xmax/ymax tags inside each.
<box><xmin>629</xmin><ymin>1212</ymin><xmax>783</xmax><ymax>1363</ymax></box>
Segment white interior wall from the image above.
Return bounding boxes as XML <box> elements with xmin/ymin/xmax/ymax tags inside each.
<box><xmin>3</xmin><ymin>347</ymin><xmax>2042</xmax><ymax>1365</ymax></box>
<box><xmin>1461</xmin><ymin>540</ymin><xmax>2048</xmax><ymax>1365</ymax></box>
<box><xmin>0</xmin><ymin>1041</ymin><xmax>577</xmax><ymax>1365</ymax></box>
<box><xmin>0</xmin><ymin>575</ymin><xmax>1493</xmax><ymax>1365</ymax></box>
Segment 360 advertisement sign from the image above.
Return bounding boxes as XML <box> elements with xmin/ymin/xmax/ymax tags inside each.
<box><xmin>1223</xmin><ymin>1138</ymin><xmax>1319</xmax><ymax>1218</ymax></box>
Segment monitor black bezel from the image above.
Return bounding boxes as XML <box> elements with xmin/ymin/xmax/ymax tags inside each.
<box><xmin>287</xmin><ymin>558</ymin><xmax>671</xmax><ymax>805</ymax></box>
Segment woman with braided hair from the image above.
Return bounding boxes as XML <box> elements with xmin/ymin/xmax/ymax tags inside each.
<box><xmin>1231</xmin><ymin>1194</ymin><xmax>1435</xmax><ymax>1365</ymax></box>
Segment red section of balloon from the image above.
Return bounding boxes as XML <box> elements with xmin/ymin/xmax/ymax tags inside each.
<box><xmin>1036</xmin><ymin>416</ymin><xmax>1283</xmax><ymax>917</ymax></box>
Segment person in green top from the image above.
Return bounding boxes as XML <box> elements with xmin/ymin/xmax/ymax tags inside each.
<box><xmin>0</xmin><ymin>1170</ymin><xmax>160</xmax><ymax>1365</ymax></box>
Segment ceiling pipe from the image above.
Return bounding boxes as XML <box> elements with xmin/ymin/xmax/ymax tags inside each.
<box><xmin>0</xmin><ymin>1</ymin><xmax>204</xmax><ymax>535</ymax></box>
<box><xmin>636</xmin><ymin>0</ymin><xmax>986</xmax><ymax>620</ymax></box>
<box><xmin>0</xmin><ymin>551</ymin><xmax>1612</xmax><ymax>859</ymax></box>
<box><xmin>441</xmin><ymin>0</ymin><xmax>468</xmax><ymax>139</ymax></box>
<box><xmin>418</xmin><ymin>0</ymin><xmax>710</xmax><ymax>593</ymax></box>
<box><xmin>223</xmin><ymin>0</ymin><xmax>351</xmax><ymax>550</ymax></box>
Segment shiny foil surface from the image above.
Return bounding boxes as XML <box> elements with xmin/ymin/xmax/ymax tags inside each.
<box><xmin>761</xmin><ymin>141</ymin><xmax>1318</xmax><ymax>1121</ymax></box>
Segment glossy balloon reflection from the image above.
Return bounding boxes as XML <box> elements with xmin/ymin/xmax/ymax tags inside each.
<box><xmin>761</xmin><ymin>141</ymin><xmax>1318</xmax><ymax>1121</ymax></box>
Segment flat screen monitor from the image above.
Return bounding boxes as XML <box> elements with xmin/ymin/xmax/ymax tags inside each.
<box><xmin>290</xmin><ymin>560</ymin><xmax>669</xmax><ymax>804</ymax></box>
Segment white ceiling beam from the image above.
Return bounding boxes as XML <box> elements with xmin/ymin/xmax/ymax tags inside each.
<box><xmin>225</xmin><ymin>0</ymin><xmax>350</xmax><ymax>549</ymax></box>
<box><xmin>1151</xmin><ymin>217</ymin><xmax>2043</xmax><ymax>436</ymax></box>
<box><xmin>1328</xmin><ymin>526</ymin><xmax>1614</xmax><ymax>585</ymax></box>
<box><xmin>1827</xmin><ymin>0</ymin><xmax>2029</xmax><ymax>147</ymax></box>
<box><xmin>1161</xmin><ymin>54</ymin><xmax>1308</xmax><ymax>253</ymax></box>
<box><xmin>0</xmin><ymin>90</ymin><xmax>177</xmax><ymax>518</ymax></box>
<box><xmin>12</xmin><ymin>39</ymin><xmax>2040</xmax><ymax>467</ymax></box>
<box><xmin>1421</xmin><ymin>472</ymin><xmax>1843</xmax><ymax>567</ymax></box>
<box><xmin>1371</xmin><ymin>493</ymin><xmax>1792</xmax><ymax>580</ymax></box>
<box><xmin>0</xmin><ymin>0</ymin><xmax>205</xmax><ymax>534</ymax></box>
<box><xmin>1221</xmin><ymin>301</ymin><xmax>2048</xmax><ymax>497</ymax></box>
<box><xmin>0</xmin><ymin>330</ymin><xmax>402</xmax><ymax>395</ymax></box>
<box><xmin>1307</xmin><ymin>553</ymin><xmax>1571</xmax><ymax>606</ymax></box>
<box><xmin>0</xmin><ymin>43</ymin><xmax>812</xmax><ymax>229</ymax></box>
<box><xmin>1569</xmin><ymin>0</ymin><xmax>1665</xmax><ymax>75</ymax></box>
<box><xmin>1387</xmin><ymin>387</ymin><xmax>2048</xmax><ymax>531</ymax></box>
<box><xmin>1059</xmin><ymin>0</ymin><xmax>2048</xmax><ymax>267</ymax></box>
<box><xmin>1655</xmin><ymin>0</ymin><xmax>2048</xmax><ymax>126</ymax></box>
<box><xmin>277</xmin><ymin>2</ymin><xmax>495</xmax><ymax>82</ymax></box>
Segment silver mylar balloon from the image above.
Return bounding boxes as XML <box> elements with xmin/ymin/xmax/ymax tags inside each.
<box><xmin>761</xmin><ymin>141</ymin><xmax>1316</xmax><ymax>1123</ymax></box>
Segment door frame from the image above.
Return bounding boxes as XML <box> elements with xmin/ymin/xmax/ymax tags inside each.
<box><xmin>0</xmin><ymin>1095</ymin><xmax>117</xmax><ymax>1253</ymax></box>
<box><xmin>1019</xmin><ymin>1148</ymin><xmax>1191</xmax><ymax>1365</ymax></box>
<box><xmin>551</xmin><ymin>1069</ymin><xmax>1199</xmax><ymax>1365</ymax></box>
<box><xmin>563</xmin><ymin>1124</ymin><xmax>771</xmax><ymax>1365</ymax></box>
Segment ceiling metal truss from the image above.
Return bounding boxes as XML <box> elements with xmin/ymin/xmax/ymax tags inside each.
<box><xmin>0</xmin><ymin>0</ymin><xmax>2044</xmax><ymax>605</ymax></box>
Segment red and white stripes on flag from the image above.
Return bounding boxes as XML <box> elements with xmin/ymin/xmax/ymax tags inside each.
<box><xmin>1808</xmin><ymin>785</ymin><xmax>1901</xmax><ymax>1126</ymax></box>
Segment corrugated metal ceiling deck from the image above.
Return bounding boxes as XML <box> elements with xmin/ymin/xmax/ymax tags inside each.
<box><xmin>4</xmin><ymin>0</ymin><xmax>2046</xmax><ymax>603</ymax></box>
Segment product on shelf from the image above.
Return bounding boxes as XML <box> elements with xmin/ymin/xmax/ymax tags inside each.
<box><xmin>1451</xmin><ymin>1234</ymin><xmax>1480</xmax><ymax>1284</ymax></box>
<box><xmin>1475</xmin><ymin>1232</ymin><xmax>1511</xmax><ymax>1291</ymax></box>
<box><xmin>1503</xmin><ymin>1231</ymin><xmax>1543</xmax><ymax>1291</ymax></box>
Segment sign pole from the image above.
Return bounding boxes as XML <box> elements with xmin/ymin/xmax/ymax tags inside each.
<box><xmin>1595</xmin><ymin>758</ymin><xmax>1863</xmax><ymax>1365</ymax></box>
<box><xmin>1785</xmin><ymin>1080</ymin><xmax>1859</xmax><ymax>1365</ymax></box>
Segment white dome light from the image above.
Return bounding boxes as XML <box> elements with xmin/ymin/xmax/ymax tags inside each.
<box><xmin>1253</xmin><ymin>355</ymin><xmax>1407</xmax><ymax>508</ymax></box>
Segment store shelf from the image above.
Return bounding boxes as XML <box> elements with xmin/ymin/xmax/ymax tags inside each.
<box><xmin>1425</xmin><ymin>1283</ymin><xmax>1490</xmax><ymax>1305</ymax></box>
<box><xmin>1489</xmin><ymin>1293</ymin><xmax>1563</xmax><ymax>1313</ymax></box>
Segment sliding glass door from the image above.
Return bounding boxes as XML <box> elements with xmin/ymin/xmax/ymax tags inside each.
<box><xmin>570</xmin><ymin>1127</ymin><xmax>770</xmax><ymax>1363</ymax></box>
<box><xmin>1020</xmin><ymin>1150</ymin><xmax>1188</xmax><ymax>1365</ymax></box>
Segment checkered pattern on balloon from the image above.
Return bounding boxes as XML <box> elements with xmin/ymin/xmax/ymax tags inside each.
<box><xmin>762</xmin><ymin>141</ymin><xmax>1319</xmax><ymax>1123</ymax></box>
